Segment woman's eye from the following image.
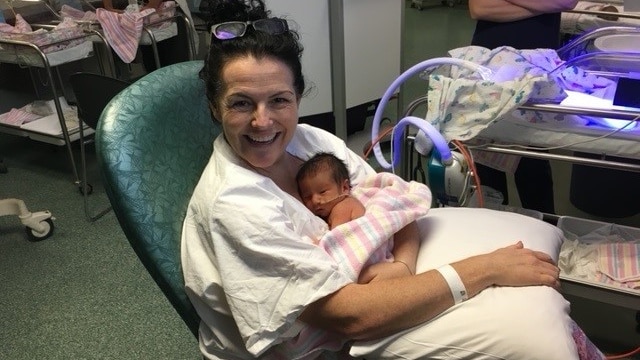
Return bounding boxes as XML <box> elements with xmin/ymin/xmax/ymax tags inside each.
<box><xmin>228</xmin><ymin>100</ymin><xmax>251</xmax><ymax>111</ymax></box>
<box><xmin>271</xmin><ymin>97</ymin><xmax>291</xmax><ymax>107</ymax></box>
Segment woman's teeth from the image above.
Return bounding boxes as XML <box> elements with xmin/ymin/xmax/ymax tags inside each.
<box><xmin>248</xmin><ymin>134</ymin><xmax>276</xmax><ymax>144</ymax></box>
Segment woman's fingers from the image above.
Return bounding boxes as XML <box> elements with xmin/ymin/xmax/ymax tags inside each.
<box><xmin>489</xmin><ymin>242</ymin><xmax>562</xmax><ymax>288</ymax></box>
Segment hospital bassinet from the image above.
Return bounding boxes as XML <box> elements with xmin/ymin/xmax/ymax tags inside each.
<box><xmin>0</xmin><ymin>0</ymin><xmax>111</xmax><ymax>188</ymax></box>
<box><xmin>389</xmin><ymin>26</ymin><xmax>640</xmax><ymax>316</ymax></box>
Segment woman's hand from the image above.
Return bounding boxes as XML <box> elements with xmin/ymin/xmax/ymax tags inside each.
<box><xmin>483</xmin><ymin>241</ymin><xmax>561</xmax><ymax>290</ymax></box>
<box><xmin>358</xmin><ymin>261</ymin><xmax>413</xmax><ymax>284</ymax></box>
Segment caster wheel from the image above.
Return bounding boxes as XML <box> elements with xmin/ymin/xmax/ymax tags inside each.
<box><xmin>79</xmin><ymin>183</ymin><xmax>93</xmax><ymax>195</ymax></box>
<box><xmin>26</xmin><ymin>218</ymin><xmax>54</xmax><ymax>242</ymax></box>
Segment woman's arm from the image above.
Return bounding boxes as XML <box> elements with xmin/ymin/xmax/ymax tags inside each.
<box><xmin>469</xmin><ymin>0</ymin><xmax>577</xmax><ymax>21</ymax></box>
<box><xmin>300</xmin><ymin>241</ymin><xmax>559</xmax><ymax>340</ymax></box>
<box><xmin>507</xmin><ymin>0</ymin><xmax>578</xmax><ymax>13</ymax></box>
<box><xmin>469</xmin><ymin>0</ymin><xmax>538</xmax><ymax>21</ymax></box>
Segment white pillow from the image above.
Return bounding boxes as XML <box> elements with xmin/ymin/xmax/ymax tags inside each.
<box><xmin>350</xmin><ymin>207</ymin><xmax>579</xmax><ymax>360</ymax></box>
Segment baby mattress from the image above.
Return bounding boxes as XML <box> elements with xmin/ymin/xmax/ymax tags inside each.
<box><xmin>0</xmin><ymin>39</ymin><xmax>93</xmax><ymax>67</ymax></box>
<box><xmin>474</xmin><ymin>81</ymin><xmax>640</xmax><ymax>161</ymax></box>
<box><xmin>475</xmin><ymin>111</ymin><xmax>640</xmax><ymax>161</ymax></box>
<box><xmin>0</xmin><ymin>97</ymin><xmax>92</xmax><ymax>145</ymax></box>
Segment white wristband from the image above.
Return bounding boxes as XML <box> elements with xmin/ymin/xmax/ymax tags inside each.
<box><xmin>436</xmin><ymin>264</ymin><xmax>468</xmax><ymax>304</ymax></box>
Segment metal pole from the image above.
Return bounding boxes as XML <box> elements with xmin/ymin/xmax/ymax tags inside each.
<box><xmin>328</xmin><ymin>0</ymin><xmax>347</xmax><ymax>139</ymax></box>
<box><xmin>476</xmin><ymin>146</ymin><xmax>640</xmax><ymax>172</ymax></box>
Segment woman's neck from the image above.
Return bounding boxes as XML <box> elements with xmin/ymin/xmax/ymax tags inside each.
<box><xmin>249</xmin><ymin>153</ymin><xmax>304</xmax><ymax>200</ymax></box>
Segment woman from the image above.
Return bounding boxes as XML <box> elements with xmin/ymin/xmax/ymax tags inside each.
<box><xmin>181</xmin><ymin>1</ymin><xmax>584</xmax><ymax>359</ymax></box>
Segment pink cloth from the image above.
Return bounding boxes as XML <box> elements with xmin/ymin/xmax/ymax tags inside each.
<box><xmin>96</xmin><ymin>7</ymin><xmax>155</xmax><ymax>63</ymax></box>
<box><xmin>571</xmin><ymin>320</ymin><xmax>605</xmax><ymax>360</ymax></box>
<box><xmin>0</xmin><ymin>15</ymin><xmax>86</xmax><ymax>53</ymax></box>
<box><xmin>0</xmin><ymin>108</ymin><xmax>42</xmax><ymax>126</ymax></box>
<box><xmin>0</xmin><ymin>14</ymin><xmax>32</xmax><ymax>33</ymax></box>
<box><xmin>597</xmin><ymin>242</ymin><xmax>640</xmax><ymax>289</ymax></box>
<box><xmin>95</xmin><ymin>2</ymin><xmax>176</xmax><ymax>63</ymax></box>
<box><xmin>317</xmin><ymin>172</ymin><xmax>432</xmax><ymax>281</ymax></box>
<box><xmin>60</xmin><ymin>4</ymin><xmax>98</xmax><ymax>22</ymax></box>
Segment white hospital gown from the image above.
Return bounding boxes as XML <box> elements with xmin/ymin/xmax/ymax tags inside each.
<box><xmin>181</xmin><ymin>124</ymin><xmax>376</xmax><ymax>360</ymax></box>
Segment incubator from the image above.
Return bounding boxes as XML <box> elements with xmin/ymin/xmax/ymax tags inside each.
<box><xmin>369</xmin><ymin>26</ymin><xmax>640</xmax><ymax>312</ymax></box>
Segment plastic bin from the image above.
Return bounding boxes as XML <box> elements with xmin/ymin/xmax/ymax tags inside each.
<box><xmin>556</xmin><ymin>216</ymin><xmax>640</xmax><ymax>309</ymax></box>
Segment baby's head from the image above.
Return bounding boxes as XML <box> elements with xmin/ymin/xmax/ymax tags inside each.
<box><xmin>296</xmin><ymin>152</ymin><xmax>350</xmax><ymax>218</ymax></box>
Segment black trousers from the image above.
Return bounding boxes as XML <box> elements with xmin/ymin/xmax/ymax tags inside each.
<box><xmin>476</xmin><ymin>156</ymin><xmax>555</xmax><ymax>214</ymax></box>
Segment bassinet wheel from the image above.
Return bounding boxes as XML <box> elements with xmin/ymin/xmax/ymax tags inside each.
<box><xmin>26</xmin><ymin>218</ymin><xmax>54</xmax><ymax>242</ymax></box>
<box><xmin>78</xmin><ymin>183</ymin><xmax>93</xmax><ymax>195</ymax></box>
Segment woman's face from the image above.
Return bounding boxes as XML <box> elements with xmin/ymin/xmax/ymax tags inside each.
<box><xmin>215</xmin><ymin>55</ymin><xmax>300</xmax><ymax>170</ymax></box>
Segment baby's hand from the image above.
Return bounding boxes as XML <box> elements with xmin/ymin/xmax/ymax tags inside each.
<box><xmin>358</xmin><ymin>261</ymin><xmax>412</xmax><ymax>284</ymax></box>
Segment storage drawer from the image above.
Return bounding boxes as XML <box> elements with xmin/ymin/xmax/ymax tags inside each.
<box><xmin>557</xmin><ymin>216</ymin><xmax>639</xmax><ymax>309</ymax></box>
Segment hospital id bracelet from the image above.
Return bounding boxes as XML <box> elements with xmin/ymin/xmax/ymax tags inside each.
<box><xmin>436</xmin><ymin>264</ymin><xmax>468</xmax><ymax>304</ymax></box>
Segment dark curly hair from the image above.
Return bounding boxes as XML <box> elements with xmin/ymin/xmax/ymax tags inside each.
<box><xmin>296</xmin><ymin>152</ymin><xmax>352</xmax><ymax>191</ymax></box>
<box><xmin>199</xmin><ymin>0</ymin><xmax>305</xmax><ymax>120</ymax></box>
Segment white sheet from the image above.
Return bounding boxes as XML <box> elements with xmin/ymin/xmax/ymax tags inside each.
<box><xmin>475</xmin><ymin>111</ymin><xmax>640</xmax><ymax>160</ymax></box>
<box><xmin>18</xmin><ymin>97</ymin><xmax>83</xmax><ymax>136</ymax></box>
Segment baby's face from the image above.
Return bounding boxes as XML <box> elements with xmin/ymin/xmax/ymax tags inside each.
<box><xmin>298</xmin><ymin>172</ymin><xmax>344</xmax><ymax>218</ymax></box>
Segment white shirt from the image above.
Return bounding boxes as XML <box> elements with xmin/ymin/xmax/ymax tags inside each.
<box><xmin>181</xmin><ymin>124</ymin><xmax>375</xmax><ymax>359</ymax></box>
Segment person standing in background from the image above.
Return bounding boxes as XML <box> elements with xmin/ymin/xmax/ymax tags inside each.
<box><xmin>468</xmin><ymin>0</ymin><xmax>577</xmax><ymax>214</ymax></box>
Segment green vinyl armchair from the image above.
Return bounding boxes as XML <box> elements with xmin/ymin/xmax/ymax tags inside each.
<box><xmin>96</xmin><ymin>61</ymin><xmax>221</xmax><ymax>337</ymax></box>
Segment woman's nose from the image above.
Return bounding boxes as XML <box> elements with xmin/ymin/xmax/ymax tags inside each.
<box><xmin>252</xmin><ymin>105</ymin><xmax>272</xmax><ymax>127</ymax></box>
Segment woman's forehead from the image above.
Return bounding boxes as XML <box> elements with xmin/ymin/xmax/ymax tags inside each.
<box><xmin>221</xmin><ymin>56</ymin><xmax>295</xmax><ymax>94</ymax></box>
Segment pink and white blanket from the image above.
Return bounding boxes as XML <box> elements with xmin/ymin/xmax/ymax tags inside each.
<box><xmin>317</xmin><ymin>172</ymin><xmax>432</xmax><ymax>281</ymax></box>
<box><xmin>0</xmin><ymin>15</ymin><xmax>86</xmax><ymax>53</ymax></box>
<box><xmin>95</xmin><ymin>2</ymin><xmax>175</xmax><ymax>63</ymax></box>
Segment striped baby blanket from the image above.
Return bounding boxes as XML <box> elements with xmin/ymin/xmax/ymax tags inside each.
<box><xmin>597</xmin><ymin>242</ymin><xmax>640</xmax><ymax>289</ymax></box>
<box><xmin>317</xmin><ymin>172</ymin><xmax>432</xmax><ymax>281</ymax></box>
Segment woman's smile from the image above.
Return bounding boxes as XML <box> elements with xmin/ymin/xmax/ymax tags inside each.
<box><xmin>245</xmin><ymin>132</ymin><xmax>279</xmax><ymax>145</ymax></box>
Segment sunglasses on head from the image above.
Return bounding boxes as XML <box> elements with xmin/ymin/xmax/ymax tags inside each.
<box><xmin>211</xmin><ymin>18</ymin><xmax>289</xmax><ymax>40</ymax></box>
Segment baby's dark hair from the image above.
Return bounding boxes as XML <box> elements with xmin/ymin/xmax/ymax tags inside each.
<box><xmin>296</xmin><ymin>152</ymin><xmax>351</xmax><ymax>188</ymax></box>
<box><xmin>199</xmin><ymin>0</ymin><xmax>305</xmax><ymax>120</ymax></box>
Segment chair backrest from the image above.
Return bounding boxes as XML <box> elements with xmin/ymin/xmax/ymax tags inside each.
<box><xmin>96</xmin><ymin>61</ymin><xmax>221</xmax><ymax>337</ymax></box>
<box><xmin>69</xmin><ymin>73</ymin><xmax>131</xmax><ymax>130</ymax></box>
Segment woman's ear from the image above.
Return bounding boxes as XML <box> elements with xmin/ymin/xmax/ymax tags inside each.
<box><xmin>209</xmin><ymin>103</ymin><xmax>220</xmax><ymax>121</ymax></box>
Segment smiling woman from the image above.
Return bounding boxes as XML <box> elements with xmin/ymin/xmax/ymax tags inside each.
<box><xmin>180</xmin><ymin>0</ymin><xmax>604</xmax><ymax>359</ymax></box>
<box><xmin>212</xmin><ymin>56</ymin><xmax>301</xmax><ymax>180</ymax></box>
